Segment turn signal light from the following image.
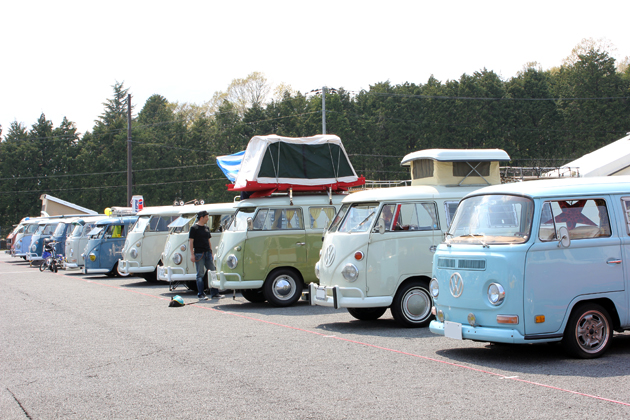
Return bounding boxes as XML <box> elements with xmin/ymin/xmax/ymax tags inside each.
<box><xmin>496</xmin><ymin>315</ymin><xmax>519</xmax><ymax>324</ymax></box>
<box><xmin>354</xmin><ymin>251</ymin><xmax>364</xmax><ymax>261</ymax></box>
<box><xmin>535</xmin><ymin>315</ymin><xmax>545</xmax><ymax>323</ymax></box>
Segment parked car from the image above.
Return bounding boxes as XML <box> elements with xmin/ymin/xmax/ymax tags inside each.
<box><xmin>83</xmin><ymin>216</ymin><xmax>138</xmax><ymax>276</ymax></box>
<box><xmin>310</xmin><ymin>149</ymin><xmax>510</xmax><ymax>327</ymax></box>
<box><xmin>158</xmin><ymin>202</ymin><xmax>236</xmax><ymax>290</ymax></box>
<box><xmin>429</xmin><ymin>176</ymin><xmax>630</xmax><ymax>358</ymax></box>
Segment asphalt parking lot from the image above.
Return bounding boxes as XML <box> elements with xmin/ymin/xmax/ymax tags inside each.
<box><xmin>2</xmin><ymin>252</ymin><xmax>630</xmax><ymax>419</ymax></box>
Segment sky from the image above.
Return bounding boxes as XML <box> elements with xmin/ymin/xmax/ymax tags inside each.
<box><xmin>2</xmin><ymin>0</ymin><xmax>630</xmax><ymax>137</ymax></box>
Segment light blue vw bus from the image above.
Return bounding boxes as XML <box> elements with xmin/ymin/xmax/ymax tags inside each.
<box><xmin>429</xmin><ymin>176</ymin><xmax>630</xmax><ymax>358</ymax></box>
<box><xmin>83</xmin><ymin>216</ymin><xmax>138</xmax><ymax>276</ymax></box>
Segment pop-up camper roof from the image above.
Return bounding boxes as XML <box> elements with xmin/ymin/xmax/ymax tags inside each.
<box><xmin>401</xmin><ymin>148</ymin><xmax>510</xmax><ymax>187</ymax></box>
<box><xmin>228</xmin><ymin>134</ymin><xmax>365</xmax><ymax>197</ymax></box>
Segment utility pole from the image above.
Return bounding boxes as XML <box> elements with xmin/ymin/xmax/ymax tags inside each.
<box><xmin>127</xmin><ymin>94</ymin><xmax>132</xmax><ymax>205</ymax></box>
<box><xmin>322</xmin><ymin>86</ymin><xmax>326</xmax><ymax>135</ymax></box>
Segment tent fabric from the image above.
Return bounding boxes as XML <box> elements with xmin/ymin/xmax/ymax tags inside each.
<box><xmin>231</xmin><ymin>135</ymin><xmax>362</xmax><ymax>192</ymax></box>
<box><xmin>544</xmin><ymin>133</ymin><xmax>630</xmax><ymax>177</ymax></box>
<box><xmin>216</xmin><ymin>151</ymin><xmax>245</xmax><ymax>182</ymax></box>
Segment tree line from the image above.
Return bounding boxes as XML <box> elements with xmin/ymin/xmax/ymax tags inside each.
<box><xmin>1</xmin><ymin>43</ymin><xmax>629</xmax><ymax>235</ymax></box>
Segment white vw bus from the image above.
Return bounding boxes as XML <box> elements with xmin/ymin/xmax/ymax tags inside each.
<box><xmin>158</xmin><ymin>202</ymin><xmax>236</xmax><ymax>290</ymax></box>
<box><xmin>118</xmin><ymin>205</ymin><xmax>184</xmax><ymax>281</ymax></box>
<box><xmin>310</xmin><ymin>149</ymin><xmax>510</xmax><ymax>327</ymax></box>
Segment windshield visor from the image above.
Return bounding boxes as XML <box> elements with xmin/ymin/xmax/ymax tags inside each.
<box><xmin>53</xmin><ymin>223</ymin><xmax>67</xmax><ymax>237</ymax></box>
<box><xmin>447</xmin><ymin>195</ymin><xmax>534</xmax><ymax>245</ymax></box>
<box><xmin>71</xmin><ymin>224</ymin><xmax>83</xmax><ymax>238</ymax></box>
<box><xmin>131</xmin><ymin>216</ymin><xmax>151</xmax><ymax>233</ymax></box>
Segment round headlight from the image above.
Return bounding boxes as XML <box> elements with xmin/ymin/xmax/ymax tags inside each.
<box><xmin>487</xmin><ymin>283</ymin><xmax>505</xmax><ymax>306</ymax></box>
<box><xmin>180</xmin><ymin>244</ymin><xmax>187</xmax><ymax>252</ymax></box>
<box><xmin>341</xmin><ymin>263</ymin><xmax>359</xmax><ymax>282</ymax></box>
<box><xmin>319</xmin><ymin>249</ymin><xmax>322</xmax><ymax>258</ymax></box>
<box><xmin>31</xmin><ymin>244</ymin><xmax>36</xmax><ymax>251</ymax></box>
<box><xmin>89</xmin><ymin>253</ymin><xmax>96</xmax><ymax>262</ymax></box>
<box><xmin>429</xmin><ymin>278</ymin><xmax>439</xmax><ymax>298</ymax></box>
<box><xmin>226</xmin><ymin>254</ymin><xmax>238</xmax><ymax>269</ymax></box>
<box><xmin>173</xmin><ymin>253</ymin><xmax>182</xmax><ymax>265</ymax></box>
<box><xmin>70</xmin><ymin>248</ymin><xmax>74</xmax><ymax>256</ymax></box>
<box><xmin>130</xmin><ymin>248</ymin><xmax>138</xmax><ymax>259</ymax></box>
<box><xmin>315</xmin><ymin>261</ymin><xmax>320</xmax><ymax>279</ymax></box>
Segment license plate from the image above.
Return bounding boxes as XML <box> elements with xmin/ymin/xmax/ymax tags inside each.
<box><xmin>315</xmin><ymin>287</ymin><xmax>327</xmax><ymax>301</ymax></box>
<box><xmin>444</xmin><ymin>321</ymin><xmax>463</xmax><ymax>340</ymax></box>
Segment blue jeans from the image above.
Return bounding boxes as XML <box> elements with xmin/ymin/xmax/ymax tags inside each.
<box><xmin>194</xmin><ymin>251</ymin><xmax>218</xmax><ymax>297</ymax></box>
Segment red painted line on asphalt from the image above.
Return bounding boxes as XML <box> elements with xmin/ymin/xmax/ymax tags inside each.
<box><xmin>35</xmin><ymin>267</ymin><xmax>630</xmax><ymax>408</ymax></box>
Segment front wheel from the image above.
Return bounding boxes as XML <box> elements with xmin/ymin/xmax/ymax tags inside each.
<box><xmin>263</xmin><ymin>269</ymin><xmax>304</xmax><ymax>307</ymax></box>
<box><xmin>241</xmin><ymin>288</ymin><xmax>267</xmax><ymax>303</ymax></box>
<box><xmin>562</xmin><ymin>303</ymin><xmax>613</xmax><ymax>359</ymax></box>
<box><xmin>347</xmin><ymin>307</ymin><xmax>387</xmax><ymax>321</ymax></box>
<box><xmin>39</xmin><ymin>259</ymin><xmax>49</xmax><ymax>272</ymax></box>
<box><xmin>391</xmin><ymin>279</ymin><xmax>433</xmax><ymax>328</ymax></box>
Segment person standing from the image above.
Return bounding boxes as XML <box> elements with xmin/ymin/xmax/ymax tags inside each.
<box><xmin>189</xmin><ymin>210</ymin><xmax>220</xmax><ymax>300</ymax></box>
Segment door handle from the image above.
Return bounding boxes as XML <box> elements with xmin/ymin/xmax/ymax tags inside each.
<box><xmin>607</xmin><ymin>259</ymin><xmax>622</xmax><ymax>265</ymax></box>
<box><xmin>296</xmin><ymin>242</ymin><xmax>306</xmax><ymax>246</ymax></box>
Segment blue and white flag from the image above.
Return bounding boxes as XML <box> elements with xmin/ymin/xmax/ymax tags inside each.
<box><xmin>216</xmin><ymin>151</ymin><xmax>245</xmax><ymax>182</ymax></box>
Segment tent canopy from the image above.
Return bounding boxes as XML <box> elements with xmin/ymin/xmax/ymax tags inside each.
<box><xmin>228</xmin><ymin>134</ymin><xmax>364</xmax><ymax>196</ymax></box>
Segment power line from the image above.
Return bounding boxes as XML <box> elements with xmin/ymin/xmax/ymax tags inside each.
<box><xmin>0</xmin><ymin>177</ymin><xmax>228</xmax><ymax>195</ymax></box>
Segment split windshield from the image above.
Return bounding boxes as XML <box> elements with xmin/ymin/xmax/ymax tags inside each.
<box><xmin>227</xmin><ymin>208</ymin><xmax>256</xmax><ymax>232</ymax></box>
<box><xmin>334</xmin><ymin>203</ymin><xmax>379</xmax><ymax>233</ymax></box>
<box><xmin>447</xmin><ymin>194</ymin><xmax>534</xmax><ymax>245</ymax></box>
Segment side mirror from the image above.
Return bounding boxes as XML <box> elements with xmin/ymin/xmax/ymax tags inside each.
<box><xmin>247</xmin><ymin>217</ymin><xmax>253</xmax><ymax>231</ymax></box>
<box><xmin>557</xmin><ymin>226</ymin><xmax>571</xmax><ymax>248</ymax></box>
<box><xmin>378</xmin><ymin>219</ymin><xmax>385</xmax><ymax>235</ymax></box>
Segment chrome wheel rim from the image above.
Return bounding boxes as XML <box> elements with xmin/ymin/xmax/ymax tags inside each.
<box><xmin>575</xmin><ymin>310</ymin><xmax>610</xmax><ymax>354</ymax></box>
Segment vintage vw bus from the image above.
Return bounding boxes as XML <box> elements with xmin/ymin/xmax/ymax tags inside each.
<box><xmin>83</xmin><ymin>216</ymin><xmax>137</xmax><ymax>276</ymax></box>
<box><xmin>212</xmin><ymin>134</ymin><xmax>363</xmax><ymax>306</ymax></box>
<box><xmin>429</xmin><ymin>176</ymin><xmax>630</xmax><ymax>358</ymax></box>
<box><xmin>64</xmin><ymin>215</ymin><xmax>109</xmax><ymax>270</ymax></box>
<box><xmin>310</xmin><ymin>149</ymin><xmax>509</xmax><ymax>327</ymax></box>
<box><xmin>6</xmin><ymin>224</ymin><xmax>22</xmax><ymax>254</ymax></box>
<box><xmin>12</xmin><ymin>218</ymin><xmax>44</xmax><ymax>259</ymax></box>
<box><xmin>27</xmin><ymin>219</ymin><xmax>62</xmax><ymax>262</ymax></box>
<box><xmin>213</xmin><ymin>193</ymin><xmax>342</xmax><ymax>306</ymax></box>
<box><xmin>118</xmin><ymin>206</ymin><xmax>183</xmax><ymax>281</ymax></box>
<box><xmin>157</xmin><ymin>202</ymin><xmax>236</xmax><ymax>290</ymax></box>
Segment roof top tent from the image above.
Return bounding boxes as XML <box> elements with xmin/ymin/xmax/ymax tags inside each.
<box><xmin>544</xmin><ymin>132</ymin><xmax>630</xmax><ymax>178</ymax></box>
<box><xmin>401</xmin><ymin>149</ymin><xmax>511</xmax><ymax>187</ymax></box>
<box><xmin>227</xmin><ymin>134</ymin><xmax>365</xmax><ymax>198</ymax></box>
<box><xmin>39</xmin><ymin>194</ymin><xmax>97</xmax><ymax>217</ymax></box>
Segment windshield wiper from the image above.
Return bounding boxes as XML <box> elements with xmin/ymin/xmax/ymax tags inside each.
<box><xmin>463</xmin><ymin>232</ymin><xmax>489</xmax><ymax>248</ymax></box>
<box><xmin>351</xmin><ymin>211</ymin><xmax>375</xmax><ymax>232</ymax></box>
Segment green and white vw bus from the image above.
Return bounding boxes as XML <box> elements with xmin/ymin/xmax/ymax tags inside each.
<box><xmin>212</xmin><ymin>193</ymin><xmax>342</xmax><ymax>306</ymax></box>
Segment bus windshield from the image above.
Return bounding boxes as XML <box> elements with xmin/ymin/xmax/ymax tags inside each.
<box><xmin>337</xmin><ymin>203</ymin><xmax>379</xmax><ymax>233</ymax></box>
<box><xmin>227</xmin><ymin>208</ymin><xmax>256</xmax><ymax>232</ymax></box>
<box><xmin>447</xmin><ymin>195</ymin><xmax>534</xmax><ymax>245</ymax></box>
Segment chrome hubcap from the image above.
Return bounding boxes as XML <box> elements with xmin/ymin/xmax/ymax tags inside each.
<box><xmin>403</xmin><ymin>288</ymin><xmax>431</xmax><ymax>321</ymax></box>
<box><xmin>273</xmin><ymin>275</ymin><xmax>296</xmax><ymax>300</ymax></box>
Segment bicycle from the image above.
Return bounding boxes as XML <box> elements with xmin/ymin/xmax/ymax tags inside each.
<box><xmin>40</xmin><ymin>239</ymin><xmax>62</xmax><ymax>273</ymax></box>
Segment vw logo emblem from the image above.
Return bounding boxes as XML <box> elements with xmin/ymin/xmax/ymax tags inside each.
<box><xmin>324</xmin><ymin>245</ymin><xmax>336</xmax><ymax>267</ymax></box>
<box><xmin>449</xmin><ymin>272</ymin><xmax>464</xmax><ymax>298</ymax></box>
